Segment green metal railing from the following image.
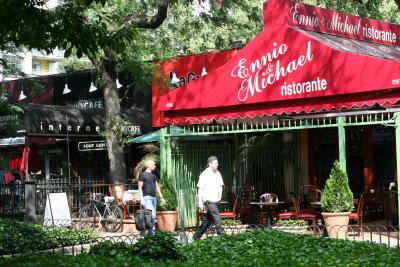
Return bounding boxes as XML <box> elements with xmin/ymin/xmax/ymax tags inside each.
<box><xmin>170</xmin><ymin>138</ymin><xmax>235</xmax><ymax>226</ymax></box>
<box><xmin>162</xmin><ymin>111</ymin><xmax>399</xmax><ymax>227</ymax></box>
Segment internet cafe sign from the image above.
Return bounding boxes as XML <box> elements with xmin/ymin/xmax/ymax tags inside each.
<box><xmin>282</xmin><ymin>0</ymin><xmax>400</xmax><ymax>46</ymax></box>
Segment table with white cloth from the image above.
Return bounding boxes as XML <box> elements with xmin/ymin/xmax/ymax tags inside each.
<box><xmin>123</xmin><ymin>190</ymin><xmax>141</xmax><ymax>216</ymax></box>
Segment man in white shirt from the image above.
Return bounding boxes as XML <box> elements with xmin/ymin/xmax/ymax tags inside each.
<box><xmin>193</xmin><ymin>156</ymin><xmax>225</xmax><ymax>240</ymax></box>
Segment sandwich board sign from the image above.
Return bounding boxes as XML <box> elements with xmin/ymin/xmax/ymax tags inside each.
<box><xmin>43</xmin><ymin>192</ymin><xmax>71</xmax><ymax>226</ymax></box>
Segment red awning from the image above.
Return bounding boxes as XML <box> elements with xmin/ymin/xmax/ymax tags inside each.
<box><xmin>159</xmin><ymin>26</ymin><xmax>400</xmax><ymax>124</ymax></box>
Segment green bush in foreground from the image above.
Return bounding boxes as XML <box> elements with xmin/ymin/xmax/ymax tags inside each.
<box><xmin>1</xmin><ymin>230</ymin><xmax>400</xmax><ymax>266</ymax></box>
<box><xmin>88</xmin><ymin>231</ymin><xmax>185</xmax><ymax>261</ymax></box>
<box><xmin>0</xmin><ymin>218</ymin><xmax>97</xmax><ymax>255</ymax></box>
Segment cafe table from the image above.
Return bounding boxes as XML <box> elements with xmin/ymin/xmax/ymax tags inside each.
<box><xmin>250</xmin><ymin>201</ymin><xmax>284</xmax><ymax>227</ymax></box>
<box><xmin>310</xmin><ymin>201</ymin><xmax>321</xmax><ymax>208</ymax></box>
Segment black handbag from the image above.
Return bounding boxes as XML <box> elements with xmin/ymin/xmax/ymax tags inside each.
<box><xmin>134</xmin><ymin>208</ymin><xmax>152</xmax><ymax>231</ymax></box>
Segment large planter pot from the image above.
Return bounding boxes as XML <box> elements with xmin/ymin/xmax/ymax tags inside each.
<box><xmin>156</xmin><ymin>211</ymin><xmax>178</xmax><ymax>232</ymax></box>
<box><xmin>322</xmin><ymin>211</ymin><xmax>351</xmax><ymax>238</ymax></box>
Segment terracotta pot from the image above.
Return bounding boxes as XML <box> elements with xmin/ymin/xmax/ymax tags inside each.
<box><xmin>322</xmin><ymin>211</ymin><xmax>351</xmax><ymax>238</ymax></box>
<box><xmin>156</xmin><ymin>211</ymin><xmax>178</xmax><ymax>232</ymax></box>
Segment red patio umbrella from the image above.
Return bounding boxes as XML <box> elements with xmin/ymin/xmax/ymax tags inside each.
<box><xmin>20</xmin><ymin>142</ymin><xmax>41</xmax><ymax>174</ymax></box>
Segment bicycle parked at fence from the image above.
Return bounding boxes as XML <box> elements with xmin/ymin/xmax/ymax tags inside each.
<box><xmin>78</xmin><ymin>193</ymin><xmax>123</xmax><ymax>232</ymax></box>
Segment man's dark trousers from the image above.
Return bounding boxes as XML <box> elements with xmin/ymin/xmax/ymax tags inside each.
<box><xmin>193</xmin><ymin>201</ymin><xmax>225</xmax><ymax>240</ymax></box>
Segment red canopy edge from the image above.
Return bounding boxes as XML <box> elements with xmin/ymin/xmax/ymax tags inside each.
<box><xmin>163</xmin><ymin>89</ymin><xmax>400</xmax><ymax>124</ymax></box>
<box><xmin>158</xmin><ymin>25</ymin><xmax>400</xmax><ymax>125</ymax></box>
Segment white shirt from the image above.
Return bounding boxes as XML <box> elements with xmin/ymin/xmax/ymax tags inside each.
<box><xmin>197</xmin><ymin>167</ymin><xmax>224</xmax><ymax>204</ymax></box>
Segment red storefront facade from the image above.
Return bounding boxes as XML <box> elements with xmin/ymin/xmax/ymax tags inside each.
<box><xmin>153</xmin><ymin>0</ymin><xmax>400</xmax><ymax>226</ymax></box>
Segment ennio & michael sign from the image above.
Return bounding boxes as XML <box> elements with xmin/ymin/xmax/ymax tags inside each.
<box><xmin>265</xmin><ymin>0</ymin><xmax>400</xmax><ymax>47</ymax></box>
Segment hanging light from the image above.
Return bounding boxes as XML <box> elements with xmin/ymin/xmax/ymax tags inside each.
<box><xmin>89</xmin><ymin>70</ymin><xmax>97</xmax><ymax>92</ymax></box>
<box><xmin>201</xmin><ymin>55</ymin><xmax>208</xmax><ymax>76</ymax></box>
<box><xmin>63</xmin><ymin>83</ymin><xmax>71</xmax><ymax>94</ymax></box>
<box><xmin>18</xmin><ymin>85</ymin><xmax>27</xmax><ymax>100</ymax></box>
<box><xmin>201</xmin><ymin>67</ymin><xmax>208</xmax><ymax>76</ymax></box>
<box><xmin>170</xmin><ymin>71</ymin><xmax>180</xmax><ymax>85</ymax></box>
<box><xmin>116</xmin><ymin>78</ymin><xmax>123</xmax><ymax>89</ymax></box>
<box><xmin>89</xmin><ymin>82</ymin><xmax>97</xmax><ymax>92</ymax></box>
<box><xmin>63</xmin><ymin>73</ymin><xmax>71</xmax><ymax>94</ymax></box>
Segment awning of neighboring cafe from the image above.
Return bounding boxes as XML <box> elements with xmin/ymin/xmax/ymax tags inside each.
<box><xmin>125</xmin><ymin>126</ymin><xmax>185</xmax><ymax>143</ymax></box>
<box><xmin>19</xmin><ymin>104</ymin><xmax>152</xmax><ymax>137</ymax></box>
<box><xmin>158</xmin><ymin>0</ymin><xmax>400</xmax><ymax>125</ymax></box>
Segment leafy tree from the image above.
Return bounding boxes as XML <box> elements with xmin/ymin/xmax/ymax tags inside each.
<box><xmin>0</xmin><ymin>0</ymin><xmax>170</xmax><ymax>187</ymax></box>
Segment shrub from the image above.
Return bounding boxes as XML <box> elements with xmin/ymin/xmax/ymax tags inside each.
<box><xmin>221</xmin><ymin>219</ymin><xmax>241</xmax><ymax>226</ymax></box>
<box><xmin>157</xmin><ymin>171</ymin><xmax>178</xmax><ymax>211</ymax></box>
<box><xmin>132</xmin><ymin>231</ymin><xmax>185</xmax><ymax>261</ymax></box>
<box><xmin>0</xmin><ymin>218</ymin><xmax>97</xmax><ymax>255</ymax></box>
<box><xmin>321</xmin><ymin>160</ymin><xmax>354</xmax><ymax>212</ymax></box>
<box><xmin>1</xmin><ymin>230</ymin><xmax>400</xmax><ymax>266</ymax></box>
<box><xmin>88</xmin><ymin>241</ymin><xmax>134</xmax><ymax>257</ymax></box>
<box><xmin>275</xmin><ymin>219</ymin><xmax>307</xmax><ymax>227</ymax></box>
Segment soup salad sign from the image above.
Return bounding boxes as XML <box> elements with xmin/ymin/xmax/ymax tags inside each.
<box><xmin>231</xmin><ymin>40</ymin><xmax>327</xmax><ymax>103</ymax></box>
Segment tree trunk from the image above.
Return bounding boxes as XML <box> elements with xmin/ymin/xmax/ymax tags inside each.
<box><xmin>95</xmin><ymin>57</ymin><xmax>127</xmax><ymax>191</ymax></box>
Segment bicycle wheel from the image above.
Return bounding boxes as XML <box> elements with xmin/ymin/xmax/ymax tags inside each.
<box><xmin>102</xmin><ymin>205</ymin><xmax>123</xmax><ymax>232</ymax></box>
<box><xmin>79</xmin><ymin>205</ymin><xmax>95</xmax><ymax>228</ymax></box>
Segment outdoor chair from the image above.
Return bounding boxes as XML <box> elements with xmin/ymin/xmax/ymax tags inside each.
<box><xmin>109</xmin><ymin>185</ymin><xmax>127</xmax><ymax>219</ymax></box>
<box><xmin>238</xmin><ymin>185</ymin><xmax>257</xmax><ymax>223</ymax></box>
<box><xmin>384</xmin><ymin>190</ymin><xmax>398</xmax><ymax>226</ymax></box>
<box><xmin>257</xmin><ymin>193</ymin><xmax>279</xmax><ymax>224</ymax></box>
<box><xmin>277</xmin><ymin>193</ymin><xmax>297</xmax><ymax>220</ymax></box>
<box><xmin>349</xmin><ymin>192</ymin><xmax>366</xmax><ymax>235</ymax></box>
<box><xmin>196</xmin><ymin>195</ymin><xmax>208</xmax><ymax>228</ymax></box>
<box><xmin>292</xmin><ymin>194</ymin><xmax>317</xmax><ymax>225</ymax></box>
<box><xmin>299</xmin><ymin>185</ymin><xmax>322</xmax><ymax>213</ymax></box>
<box><xmin>220</xmin><ymin>194</ymin><xmax>238</xmax><ymax>220</ymax></box>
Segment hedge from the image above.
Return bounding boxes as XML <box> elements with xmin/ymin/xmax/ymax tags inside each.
<box><xmin>1</xmin><ymin>230</ymin><xmax>400</xmax><ymax>266</ymax></box>
<box><xmin>0</xmin><ymin>218</ymin><xmax>97</xmax><ymax>255</ymax></box>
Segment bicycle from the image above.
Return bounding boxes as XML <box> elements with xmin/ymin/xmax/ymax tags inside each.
<box><xmin>78</xmin><ymin>193</ymin><xmax>123</xmax><ymax>232</ymax></box>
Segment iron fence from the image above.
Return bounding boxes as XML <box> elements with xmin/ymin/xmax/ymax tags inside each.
<box><xmin>3</xmin><ymin>218</ymin><xmax>399</xmax><ymax>258</ymax></box>
<box><xmin>0</xmin><ymin>179</ymin><xmax>132</xmax><ymax>216</ymax></box>
<box><xmin>0</xmin><ymin>182</ymin><xmax>24</xmax><ymax>214</ymax></box>
<box><xmin>34</xmin><ymin>179</ymin><xmax>115</xmax><ymax>214</ymax></box>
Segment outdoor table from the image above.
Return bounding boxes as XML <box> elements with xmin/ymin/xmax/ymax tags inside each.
<box><xmin>250</xmin><ymin>201</ymin><xmax>284</xmax><ymax>227</ymax></box>
<box><xmin>310</xmin><ymin>201</ymin><xmax>321</xmax><ymax>208</ymax></box>
<box><xmin>123</xmin><ymin>190</ymin><xmax>141</xmax><ymax>216</ymax></box>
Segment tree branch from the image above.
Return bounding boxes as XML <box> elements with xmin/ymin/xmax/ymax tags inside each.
<box><xmin>123</xmin><ymin>0</ymin><xmax>169</xmax><ymax>29</ymax></box>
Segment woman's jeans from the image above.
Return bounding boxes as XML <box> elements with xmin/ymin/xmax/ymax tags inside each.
<box><xmin>193</xmin><ymin>201</ymin><xmax>225</xmax><ymax>240</ymax></box>
<box><xmin>142</xmin><ymin>195</ymin><xmax>157</xmax><ymax>235</ymax></box>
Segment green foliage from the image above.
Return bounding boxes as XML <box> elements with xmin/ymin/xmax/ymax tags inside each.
<box><xmin>59</xmin><ymin>55</ymin><xmax>93</xmax><ymax>72</ymax></box>
<box><xmin>0</xmin><ymin>218</ymin><xmax>97</xmax><ymax>255</ymax></box>
<box><xmin>157</xmin><ymin>171</ymin><xmax>178</xmax><ymax>211</ymax></box>
<box><xmin>2</xmin><ymin>230</ymin><xmax>400</xmax><ymax>266</ymax></box>
<box><xmin>221</xmin><ymin>219</ymin><xmax>241</xmax><ymax>226</ymax></box>
<box><xmin>275</xmin><ymin>219</ymin><xmax>307</xmax><ymax>227</ymax></box>
<box><xmin>321</xmin><ymin>160</ymin><xmax>354</xmax><ymax>212</ymax></box>
<box><xmin>88</xmin><ymin>241</ymin><xmax>134</xmax><ymax>257</ymax></box>
<box><xmin>132</xmin><ymin>231</ymin><xmax>186</xmax><ymax>261</ymax></box>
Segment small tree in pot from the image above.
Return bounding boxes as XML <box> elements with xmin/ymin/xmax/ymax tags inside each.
<box><xmin>321</xmin><ymin>160</ymin><xmax>354</xmax><ymax>238</ymax></box>
<box><xmin>156</xmin><ymin>171</ymin><xmax>178</xmax><ymax>232</ymax></box>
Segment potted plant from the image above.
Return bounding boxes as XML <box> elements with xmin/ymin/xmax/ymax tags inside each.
<box><xmin>272</xmin><ymin>219</ymin><xmax>308</xmax><ymax>234</ymax></box>
<box><xmin>156</xmin><ymin>171</ymin><xmax>178</xmax><ymax>232</ymax></box>
<box><xmin>321</xmin><ymin>160</ymin><xmax>354</xmax><ymax>238</ymax></box>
